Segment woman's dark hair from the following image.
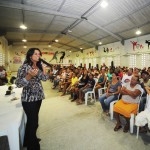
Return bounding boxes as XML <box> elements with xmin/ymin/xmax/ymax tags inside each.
<box><xmin>112</xmin><ymin>72</ymin><xmax>119</xmax><ymax>77</ymax></box>
<box><xmin>134</xmin><ymin>75</ymin><xmax>140</xmax><ymax>82</ymax></box>
<box><xmin>24</xmin><ymin>48</ymin><xmax>52</xmax><ymax>71</ymax></box>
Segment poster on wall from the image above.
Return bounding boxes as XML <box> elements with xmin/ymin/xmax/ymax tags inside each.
<box><xmin>13</xmin><ymin>56</ymin><xmax>22</xmax><ymax>64</ymax></box>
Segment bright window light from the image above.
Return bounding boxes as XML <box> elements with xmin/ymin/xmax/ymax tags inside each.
<box><xmin>20</xmin><ymin>24</ymin><xmax>27</xmax><ymax>30</ymax></box>
<box><xmin>22</xmin><ymin>39</ymin><xmax>27</xmax><ymax>42</ymax></box>
<box><xmin>100</xmin><ymin>1</ymin><xmax>108</xmax><ymax>8</ymax></box>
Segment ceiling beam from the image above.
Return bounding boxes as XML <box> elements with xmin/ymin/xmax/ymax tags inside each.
<box><xmin>0</xmin><ymin>0</ymin><xmax>80</xmax><ymax>19</ymax></box>
<box><xmin>103</xmin><ymin>2</ymin><xmax>150</xmax><ymax>28</ymax></box>
<box><xmin>57</xmin><ymin>42</ymin><xmax>81</xmax><ymax>51</ymax></box>
<box><xmin>37</xmin><ymin>0</ymin><xmax>67</xmax><ymax>44</ymax></box>
<box><xmin>86</xmin><ymin>20</ymin><xmax>123</xmax><ymax>41</ymax></box>
<box><xmin>61</xmin><ymin>0</ymin><xmax>102</xmax><ymax>34</ymax></box>
<box><xmin>0</xmin><ymin>27</ymin><xmax>61</xmax><ymax>34</ymax></box>
<box><xmin>10</xmin><ymin>40</ymin><xmax>50</xmax><ymax>43</ymax></box>
<box><xmin>0</xmin><ymin>0</ymin><xmax>126</xmax><ymax>46</ymax></box>
<box><xmin>67</xmin><ymin>34</ymin><xmax>95</xmax><ymax>47</ymax></box>
<box><xmin>11</xmin><ymin>40</ymin><xmax>81</xmax><ymax>51</ymax></box>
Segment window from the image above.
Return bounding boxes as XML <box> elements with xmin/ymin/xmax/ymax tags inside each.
<box><xmin>141</xmin><ymin>54</ymin><xmax>150</xmax><ymax>68</ymax></box>
<box><xmin>114</xmin><ymin>56</ymin><xmax>120</xmax><ymax>67</ymax></box>
<box><xmin>0</xmin><ymin>53</ymin><xmax>2</xmax><ymax>66</ymax></box>
<box><xmin>85</xmin><ymin>59</ymin><xmax>88</xmax><ymax>68</ymax></box>
<box><xmin>107</xmin><ymin>57</ymin><xmax>113</xmax><ymax>67</ymax></box>
<box><xmin>93</xmin><ymin>58</ymin><xmax>96</xmax><ymax>67</ymax></box>
<box><xmin>129</xmin><ymin>55</ymin><xmax>136</xmax><ymax>68</ymax></box>
<box><xmin>0</xmin><ymin>53</ymin><xmax>5</xmax><ymax>66</ymax></box>
<box><xmin>101</xmin><ymin>57</ymin><xmax>105</xmax><ymax>65</ymax></box>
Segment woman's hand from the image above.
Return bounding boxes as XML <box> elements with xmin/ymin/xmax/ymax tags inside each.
<box><xmin>25</xmin><ymin>69</ymin><xmax>38</xmax><ymax>80</ymax></box>
<box><xmin>42</xmin><ymin>63</ymin><xmax>47</xmax><ymax>75</ymax></box>
<box><xmin>106</xmin><ymin>93</ymin><xmax>112</xmax><ymax>97</ymax></box>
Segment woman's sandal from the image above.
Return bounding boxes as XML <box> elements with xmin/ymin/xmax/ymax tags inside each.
<box><xmin>114</xmin><ymin>125</ymin><xmax>122</xmax><ymax>131</ymax></box>
<box><xmin>76</xmin><ymin>101</ymin><xmax>83</xmax><ymax>105</ymax></box>
<box><xmin>106</xmin><ymin>112</ymin><xmax>110</xmax><ymax>116</ymax></box>
<box><xmin>123</xmin><ymin>124</ymin><xmax>129</xmax><ymax>133</ymax></box>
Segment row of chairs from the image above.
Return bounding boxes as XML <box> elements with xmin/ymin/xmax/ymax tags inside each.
<box><xmin>84</xmin><ymin>79</ymin><xmax>146</xmax><ymax>138</ymax></box>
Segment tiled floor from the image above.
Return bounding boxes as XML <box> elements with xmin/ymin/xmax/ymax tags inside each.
<box><xmin>34</xmin><ymin>81</ymin><xmax>150</xmax><ymax>150</ymax></box>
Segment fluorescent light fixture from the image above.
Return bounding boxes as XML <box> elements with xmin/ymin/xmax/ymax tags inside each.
<box><xmin>100</xmin><ymin>1</ymin><xmax>108</xmax><ymax>8</ymax></box>
<box><xmin>136</xmin><ymin>29</ymin><xmax>141</xmax><ymax>35</ymax></box>
<box><xmin>20</xmin><ymin>24</ymin><xmax>27</xmax><ymax>30</ymax></box>
<box><xmin>22</xmin><ymin>39</ymin><xmax>27</xmax><ymax>42</ymax></box>
<box><xmin>23</xmin><ymin>45</ymin><xmax>27</xmax><ymax>48</ymax></box>
<box><xmin>99</xmin><ymin>42</ymin><xmax>102</xmax><ymax>45</ymax></box>
<box><xmin>55</xmin><ymin>39</ymin><xmax>59</xmax><ymax>42</ymax></box>
<box><xmin>68</xmin><ymin>30</ymin><xmax>72</xmax><ymax>33</ymax></box>
<box><xmin>80</xmin><ymin>48</ymin><xmax>83</xmax><ymax>50</ymax></box>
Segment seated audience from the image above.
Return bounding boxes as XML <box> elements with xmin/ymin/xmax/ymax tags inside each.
<box><xmin>107</xmin><ymin>68</ymin><xmax>113</xmax><ymax>82</ymax></box>
<box><xmin>121</xmin><ymin>68</ymin><xmax>133</xmax><ymax>84</ymax></box>
<box><xmin>95</xmin><ymin>69</ymin><xmax>107</xmax><ymax>99</ymax></box>
<box><xmin>60</xmin><ymin>68</ymin><xmax>73</xmax><ymax>96</ymax></box>
<box><xmin>139</xmin><ymin>71</ymin><xmax>150</xmax><ymax>112</ymax></box>
<box><xmin>99</xmin><ymin>72</ymin><xmax>121</xmax><ymax>115</ymax></box>
<box><xmin>66</xmin><ymin>73</ymin><xmax>79</xmax><ymax>93</ymax></box>
<box><xmin>76</xmin><ymin>74</ymin><xmax>95</xmax><ymax>105</ymax></box>
<box><xmin>49</xmin><ymin>66</ymin><xmax>58</xmax><ymax>82</ymax></box>
<box><xmin>0</xmin><ymin>66</ymin><xmax>8</xmax><ymax>85</ymax></box>
<box><xmin>73</xmin><ymin>70</ymin><xmax>89</xmax><ymax>101</ymax></box>
<box><xmin>113</xmin><ymin>76</ymin><xmax>142</xmax><ymax>132</ymax></box>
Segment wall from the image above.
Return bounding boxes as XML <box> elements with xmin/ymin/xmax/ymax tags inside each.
<box><xmin>71</xmin><ymin>34</ymin><xmax>150</xmax><ymax>69</ymax></box>
<box><xmin>0</xmin><ymin>36</ymin><xmax>9</xmax><ymax>69</ymax></box>
<box><xmin>2</xmin><ymin>34</ymin><xmax>150</xmax><ymax>71</ymax></box>
<box><xmin>8</xmin><ymin>45</ymin><xmax>72</xmax><ymax>72</ymax></box>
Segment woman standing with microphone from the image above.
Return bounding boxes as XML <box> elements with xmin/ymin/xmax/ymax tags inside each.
<box><xmin>15</xmin><ymin>48</ymin><xmax>50</xmax><ymax>150</ymax></box>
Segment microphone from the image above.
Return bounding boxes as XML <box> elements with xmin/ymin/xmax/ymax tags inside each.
<box><xmin>39</xmin><ymin>58</ymin><xmax>52</xmax><ymax>67</ymax></box>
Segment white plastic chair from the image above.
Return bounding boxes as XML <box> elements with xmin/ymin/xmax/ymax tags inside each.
<box><xmin>136</xmin><ymin>94</ymin><xmax>149</xmax><ymax>139</ymax></box>
<box><xmin>130</xmin><ymin>88</ymin><xmax>143</xmax><ymax>134</ymax></box>
<box><xmin>84</xmin><ymin>78</ymin><xmax>98</xmax><ymax>105</ymax></box>
<box><xmin>109</xmin><ymin>94</ymin><xmax>120</xmax><ymax>120</ymax></box>
<box><xmin>98</xmin><ymin>82</ymin><xmax>107</xmax><ymax>98</ymax></box>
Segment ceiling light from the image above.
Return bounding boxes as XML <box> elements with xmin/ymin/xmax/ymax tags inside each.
<box><xmin>80</xmin><ymin>48</ymin><xmax>83</xmax><ymax>50</ymax></box>
<box><xmin>136</xmin><ymin>29</ymin><xmax>141</xmax><ymax>35</ymax></box>
<box><xmin>68</xmin><ymin>30</ymin><xmax>72</xmax><ymax>33</ymax></box>
<box><xmin>55</xmin><ymin>39</ymin><xmax>59</xmax><ymax>42</ymax></box>
<box><xmin>100</xmin><ymin>1</ymin><xmax>108</xmax><ymax>8</ymax></box>
<box><xmin>23</xmin><ymin>45</ymin><xmax>27</xmax><ymax>48</ymax></box>
<box><xmin>99</xmin><ymin>42</ymin><xmax>102</xmax><ymax>45</ymax></box>
<box><xmin>22</xmin><ymin>39</ymin><xmax>27</xmax><ymax>42</ymax></box>
<box><xmin>20</xmin><ymin>24</ymin><xmax>27</xmax><ymax>30</ymax></box>
<box><xmin>69</xmin><ymin>51</ymin><xmax>72</xmax><ymax>53</ymax></box>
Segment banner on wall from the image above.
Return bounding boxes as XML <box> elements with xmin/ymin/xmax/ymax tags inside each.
<box><xmin>13</xmin><ymin>56</ymin><xmax>22</xmax><ymax>64</ymax></box>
